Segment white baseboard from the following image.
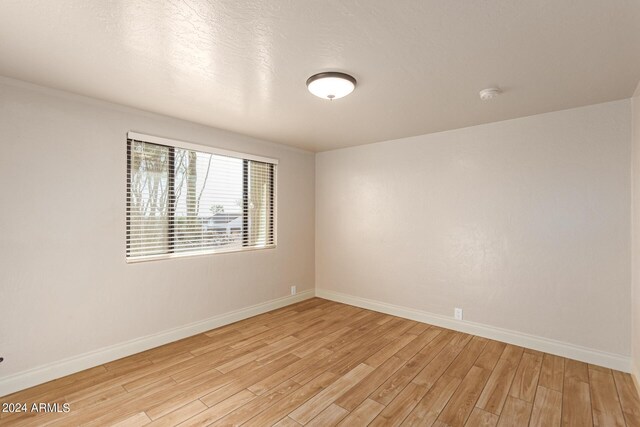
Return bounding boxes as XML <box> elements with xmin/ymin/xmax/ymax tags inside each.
<box><xmin>0</xmin><ymin>290</ymin><xmax>314</xmax><ymax>397</ymax></box>
<box><xmin>315</xmin><ymin>288</ymin><xmax>631</xmax><ymax>372</ymax></box>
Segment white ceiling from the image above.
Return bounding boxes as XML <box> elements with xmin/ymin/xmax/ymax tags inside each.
<box><xmin>1</xmin><ymin>1</ymin><xmax>639</xmax><ymax>152</ymax></box>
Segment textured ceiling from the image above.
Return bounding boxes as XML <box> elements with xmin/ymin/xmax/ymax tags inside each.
<box><xmin>1</xmin><ymin>0</ymin><xmax>639</xmax><ymax>151</ymax></box>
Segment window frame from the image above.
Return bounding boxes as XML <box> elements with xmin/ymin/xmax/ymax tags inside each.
<box><xmin>126</xmin><ymin>131</ymin><xmax>278</xmax><ymax>263</ymax></box>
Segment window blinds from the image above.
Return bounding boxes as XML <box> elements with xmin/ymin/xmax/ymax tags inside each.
<box><xmin>126</xmin><ymin>132</ymin><xmax>277</xmax><ymax>262</ymax></box>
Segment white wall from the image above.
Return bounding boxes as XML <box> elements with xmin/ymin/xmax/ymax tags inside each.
<box><xmin>317</xmin><ymin>100</ymin><xmax>632</xmax><ymax>361</ymax></box>
<box><xmin>0</xmin><ymin>78</ymin><xmax>315</xmax><ymax>382</ymax></box>
<box><xmin>632</xmin><ymin>82</ymin><xmax>640</xmax><ymax>384</ymax></box>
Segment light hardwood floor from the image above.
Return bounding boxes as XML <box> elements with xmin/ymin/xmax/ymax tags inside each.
<box><xmin>1</xmin><ymin>298</ymin><xmax>639</xmax><ymax>426</ymax></box>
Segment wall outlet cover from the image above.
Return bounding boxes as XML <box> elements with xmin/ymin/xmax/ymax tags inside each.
<box><xmin>454</xmin><ymin>307</ymin><xmax>463</xmax><ymax>320</ymax></box>
<box><xmin>291</xmin><ymin>286</ymin><xmax>297</xmax><ymax>295</ymax></box>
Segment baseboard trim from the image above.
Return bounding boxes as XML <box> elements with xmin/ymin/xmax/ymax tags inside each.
<box><xmin>0</xmin><ymin>290</ymin><xmax>314</xmax><ymax>397</ymax></box>
<box><xmin>315</xmin><ymin>288</ymin><xmax>631</xmax><ymax>372</ymax></box>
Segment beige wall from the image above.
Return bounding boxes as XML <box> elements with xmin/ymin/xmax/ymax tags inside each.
<box><xmin>316</xmin><ymin>100</ymin><xmax>631</xmax><ymax>358</ymax></box>
<box><xmin>0</xmin><ymin>78</ymin><xmax>315</xmax><ymax>378</ymax></box>
<box><xmin>633</xmin><ymin>82</ymin><xmax>640</xmax><ymax>384</ymax></box>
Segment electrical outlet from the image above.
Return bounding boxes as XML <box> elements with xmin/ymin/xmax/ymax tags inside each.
<box><xmin>291</xmin><ymin>285</ymin><xmax>297</xmax><ymax>295</ymax></box>
<box><xmin>454</xmin><ymin>308</ymin><xmax>463</xmax><ymax>320</ymax></box>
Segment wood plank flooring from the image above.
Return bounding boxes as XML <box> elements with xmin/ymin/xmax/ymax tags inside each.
<box><xmin>1</xmin><ymin>298</ymin><xmax>638</xmax><ymax>426</ymax></box>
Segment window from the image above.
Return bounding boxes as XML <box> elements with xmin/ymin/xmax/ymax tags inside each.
<box><xmin>126</xmin><ymin>132</ymin><xmax>276</xmax><ymax>262</ymax></box>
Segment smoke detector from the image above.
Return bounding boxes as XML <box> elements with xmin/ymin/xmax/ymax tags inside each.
<box><xmin>479</xmin><ymin>87</ymin><xmax>501</xmax><ymax>100</ymax></box>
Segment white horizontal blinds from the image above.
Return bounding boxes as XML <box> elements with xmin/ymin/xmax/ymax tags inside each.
<box><xmin>248</xmin><ymin>160</ymin><xmax>275</xmax><ymax>246</ymax></box>
<box><xmin>127</xmin><ymin>141</ymin><xmax>170</xmax><ymax>258</ymax></box>
<box><xmin>126</xmin><ymin>137</ymin><xmax>276</xmax><ymax>261</ymax></box>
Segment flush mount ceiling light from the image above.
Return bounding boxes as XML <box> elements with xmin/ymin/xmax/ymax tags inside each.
<box><xmin>479</xmin><ymin>87</ymin><xmax>501</xmax><ymax>100</ymax></box>
<box><xmin>306</xmin><ymin>72</ymin><xmax>357</xmax><ymax>100</ymax></box>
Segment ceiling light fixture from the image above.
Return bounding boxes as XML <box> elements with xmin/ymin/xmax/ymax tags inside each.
<box><xmin>306</xmin><ymin>72</ymin><xmax>356</xmax><ymax>100</ymax></box>
<box><xmin>479</xmin><ymin>87</ymin><xmax>501</xmax><ymax>100</ymax></box>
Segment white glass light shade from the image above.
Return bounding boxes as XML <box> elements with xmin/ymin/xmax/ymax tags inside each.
<box><xmin>306</xmin><ymin>72</ymin><xmax>356</xmax><ymax>100</ymax></box>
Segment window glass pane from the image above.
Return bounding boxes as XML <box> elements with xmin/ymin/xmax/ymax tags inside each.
<box><xmin>127</xmin><ymin>141</ymin><xmax>170</xmax><ymax>257</ymax></box>
<box><xmin>126</xmin><ymin>137</ymin><xmax>275</xmax><ymax>261</ymax></box>
<box><xmin>173</xmin><ymin>149</ymin><xmax>243</xmax><ymax>252</ymax></box>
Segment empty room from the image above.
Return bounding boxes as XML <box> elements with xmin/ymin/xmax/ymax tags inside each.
<box><xmin>1</xmin><ymin>1</ymin><xmax>640</xmax><ymax>426</ymax></box>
